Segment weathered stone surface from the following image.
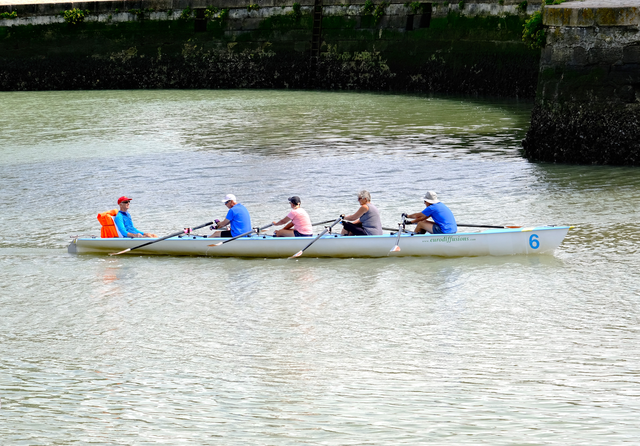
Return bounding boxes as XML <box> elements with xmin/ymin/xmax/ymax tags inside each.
<box><xmin>525</xmin><ymin>2</ymin><xmax>640</xmax><ymax>165</ymax></box>
<box><xmin>522</xmin><ymin>102</ymin><xmax>640</xmax><ymax>165</ymax></box>
<box><xmin>544</xmin><ymin>1</ymin><xmax>640</xmax><ymax>27</ymax></box>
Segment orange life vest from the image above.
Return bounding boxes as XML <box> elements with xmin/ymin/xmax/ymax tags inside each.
<box><xmin>97</xmin><ymin>209</ymin><xmax>120</xmax><ymax>238</ymax></box>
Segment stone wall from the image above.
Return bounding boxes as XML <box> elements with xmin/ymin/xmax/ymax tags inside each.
<box><xmin>522</xmin><ymin>1</ymin><xmax>640</xmax><ymax>165</ymax></box>
<box><xmin>0</xmin><ymin>0</ymin><xmax>542</xmax><ymax>96</ymax></box>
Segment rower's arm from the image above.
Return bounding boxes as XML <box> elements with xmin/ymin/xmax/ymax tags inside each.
<box><xmin>406</xmin><ymin>212</ymin><xmax>429</xmax><ymax>223</ymax></box>
<box><xmin>216</xmin><ymin>218</ymin><xmax>230</xmax><ymax>229</ymax></box>
<box><xmin>273</xmin><ymin>216</ymin><xmax>292</xmax><ymax>226</ymax></box>
<box><xmin>344</xmin><ymin>205</ymin><xmax>368</xmax><ymax>221</ymax></box>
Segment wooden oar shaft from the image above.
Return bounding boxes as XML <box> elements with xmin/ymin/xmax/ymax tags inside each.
<box><xmin>210</xmin><ymin>223</ymin><xmax>274</xmax><ymax>246</ymax></box>
<box><xmin>311</xmin><ymin>219</ymin><xmax>336</xmax><ymax>226</ymax></box>
<box><xmin>457</xmin><ymin>223</ymin><xmax>511</xmax><ymax>229</ymax></box>
<box><xmin>289</xmin><ymin>217</ymin><xmax>342</xmax><ymax>259</ymax></box>
<box><xmin>403</xmin><ymin>221</ymin><xmax>518</xmax><ymax>229</ymax></box>
<box><xmin>110</xmin><ymin>221</ymin><xmax>213</xmax><ymax>256</ymax></box>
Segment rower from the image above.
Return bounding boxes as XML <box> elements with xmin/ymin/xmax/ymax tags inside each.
<box><xmin>341</xmin><ymin>190</ymin><xmax>383</xmax><ymax>236</ymax></box>
<box><xmin>211</xmin><ymin>194</ymin><xmax>252</xmax><ymax>238</ymax></box>
<box><xmin>405</xmin><ymin>191</ymin><xmax>457</xmax><ymax>234</ymax></box>
<box><xmin>113</xmin><ymin>196</ymin><xmax>157</xmax><ymax>238</ymax></box>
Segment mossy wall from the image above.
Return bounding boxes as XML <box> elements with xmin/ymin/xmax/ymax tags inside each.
<box><xmin>0</xmin><ymin>1</ymin><xmax>540</xmax><ymax>95</ymax></box>
<box><xmin>522</xmin><ymin>3</ymin><xmax>640</xmax><ymax>166</ymax></box>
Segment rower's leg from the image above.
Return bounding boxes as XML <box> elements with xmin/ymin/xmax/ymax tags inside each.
<box><xmin>415</xmin><ymin>221</ymin><xmax>435</xmax><ymax>234</ymax></box>
<box><xmin>275</xmin><ymin>229</ymin><xmax>295</xmax><ymax>237</ymax></box>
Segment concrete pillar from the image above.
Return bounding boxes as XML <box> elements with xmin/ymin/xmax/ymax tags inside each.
<box><xmin>522</xmin><ymin>1</ymin><xmax>640</xmax><ymax>165</ymax></box>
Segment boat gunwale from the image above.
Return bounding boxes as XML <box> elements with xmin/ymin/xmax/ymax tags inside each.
<box><xmin>72</xmin><ymin>225</ymin><xmax>572</xmax><ymax>243</ymax></box>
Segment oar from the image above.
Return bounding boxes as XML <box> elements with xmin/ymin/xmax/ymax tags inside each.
<box><xmin>312</xmin><ymin>219</ymin><xmax>336</xmax><ymax>226</ymax></box>
<box><xmin>110</xmin><ymin>221</ymin><xmax>213</xmax><ymax>256</ymax></box>
<box><xmin>457</xmin><ymin>223</ymin><xmax>522</xmax><ymax>229</ymax></box>
<box><xmin>390</xmin><ymin>223</ymin><xmax>403</xmax><ymax>252</ymax></box>
<box><xmin>403</xmin><ymin>221</ymin><xmax>521</xmax><ymax>229</ymax></box>
<box><xmin>289</xmin><ymin>216</ymin><xmax>342</xmax><ymax>259</ymax></box>
<box><xmin>382</xmin><ymin>226</ymin><xmax>414</xmax><ymax>233</ymax></box>
<box><xmin>208</xmin><ymin>223</ymin><xmax>273</xmax><ymax>247</ymax></box>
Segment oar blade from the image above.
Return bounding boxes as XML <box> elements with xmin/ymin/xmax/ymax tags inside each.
<box><xmin>208</xmin><ymin>242</ymin><xmax>224</xmax><ymax>247</ymax></box>
<box><xmin>390</xmin><ymin>245</ymin><xmax>401</xmax><ymax>252</ymax></box>
<box><xmin>289</xmin><ymin>250</ymin><xmax>304</xmax><ymax>259</ymax></box>
<box><xmin>109</xmin><ymin>248</ymin><xmax>131</xmax><ymax>256</ymax></box>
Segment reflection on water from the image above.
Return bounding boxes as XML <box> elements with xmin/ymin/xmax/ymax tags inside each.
<box><xmin>1</xmin><ymin>90</ymin><xmax>639</xmax><ymax>445</ymax></box>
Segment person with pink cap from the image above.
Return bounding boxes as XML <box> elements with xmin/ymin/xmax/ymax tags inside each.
<box><xmin>405</xmin><ymin>191</ymin><xmax>457</xmax><ymax>234</ymax></box>
<box><xmin>113</xmin><ymin>196</ymin><xmax>157</xmax><ymax>238</ymax></box>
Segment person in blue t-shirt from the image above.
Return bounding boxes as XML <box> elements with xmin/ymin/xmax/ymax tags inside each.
<box><xmin>211</xmin><ymin>194</ymin><xmax>252</xmax><ymax>238</ymax></box>
<box><xmin>405</xmin><ymin>191</ymin><xmax>457</xmax><ymax>234</ymax></box>
<box><xmin>113</xmin><ymin>196</ymin><xmax>157</xmax><ymax>238</ymax></box>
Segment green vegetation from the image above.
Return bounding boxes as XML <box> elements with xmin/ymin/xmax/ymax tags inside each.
<box><xmin>545</xmin><ymin>0</ymin><xmax>565</xmax><ymax>4</ymax></box>
<box><xmin>128</xmin><ymin>9</ymin><xmax>144</xmax><ymax>20</ymax></box>
<box><xmin>405</xmin><ymin>2</ymin><xmax>428</xmax><ymax>14</ymax></box>
<box><xmin>362</xmin><ymin>0</ymin><xmax>375</xmax><ymax>15</ymax></box>
<box><xmin>516</xmin><ymin>1</ymin><xmax>528</xmax><ymax>14</ymax></box>
<box><xmin>458</xmin><ymin>1</ymin><xmax>465</xmax><ymax>10</ymax></box>
<box><xmin>206</xmin><ymin>6</ymin><xmax>229</xmax><ymax>23</ymax></box>
<box><xmin>1</xmin><ymin>11</ymin><xmax>18</xmax><ymax>19</ymax></box>
<box><xmin>179</xmin><ymin>7</ymin><xmax>192</xmax><ymax>20</ymax></box>
<box><xmin>522</xmin><ymin>10</ymin><xmax>544</xmax><ymax>49</ymax></box>
<box><xmin>205</xmin><ymin>6</ymin><xmax>219</xmax><ymax>19</ymax></box>
<box><xmin>373</xmin><ymin>2</ymin><xmax>389</xmax><ymax>23</ymax></box>
<box><xmin>247</xmin><ymin>4</ymin><xmax>261</xmax><ymax>12</ymax></box>
<box><xmin>291</xmin><ymin>3</ymin><xmax>302</xmax><ymax>20</ymax></box>
<box><xmin>61</xmin><ymin>9</ymin><xmax>89</xmax><ymax>25</ymax></box>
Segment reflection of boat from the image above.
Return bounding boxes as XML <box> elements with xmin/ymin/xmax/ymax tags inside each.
<box><xmin>68</xmin><ymin>226</ymin><xmax>572</xmax><ymax>258</ymax></box>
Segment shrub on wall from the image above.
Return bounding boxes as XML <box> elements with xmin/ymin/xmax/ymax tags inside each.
<box><xmin>522</xmin><ymin>10</ymin><xmax>544</xmax><ymax>49</ymax></box>
<box><xmin>373</xmin><ymin>2</ymin><xmax>389</xmax><ymax>23</ymax></box>
<box><xmin>362</xmin><ymin>0</ymin><xmax>375</xmax><ymax>15</ymax></box>
<box><xmin>62</xmin><ymin>9</ymin><xmax>89</xmax><ymax>25</ymax></box>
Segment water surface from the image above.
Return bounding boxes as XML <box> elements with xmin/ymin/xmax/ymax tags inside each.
<box><xmin>1</xmin><ymin>90</ymin><xmax>639</xmax><ymax>445</ymax></box>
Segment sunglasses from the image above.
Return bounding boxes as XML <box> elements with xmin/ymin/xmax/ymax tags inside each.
<box><xmin>121</xmin><ymin>201</ymin><xmax>130</xmax><ymax>204</ymax></box>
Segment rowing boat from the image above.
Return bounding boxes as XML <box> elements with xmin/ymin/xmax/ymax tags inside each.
<box><xmin>67</xmin><ymin>226</ymin><xmax>572</xmax><ymax>258</ymax></box>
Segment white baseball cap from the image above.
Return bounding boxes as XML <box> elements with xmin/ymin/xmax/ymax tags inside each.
<box><xmin>423</xmin><ymin>191</ymin><xmax>440</xmax><ymax>204</ymax></box>
<box><xmin>222</xmin><ymin>194</ymin><xmax>237</xmax><ymax>203</ymax></box>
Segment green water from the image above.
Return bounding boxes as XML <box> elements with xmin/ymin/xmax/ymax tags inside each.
<box><xmin>1</xmin><ymin>90</ymin><xmax>639</xmax><ymax>445</ymax></box>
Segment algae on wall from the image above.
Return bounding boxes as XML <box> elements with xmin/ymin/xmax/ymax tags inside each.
<box><xmin>0</xmin><ymin>4</ymin><xmax>540</xmax><ymax>96</ymax></box>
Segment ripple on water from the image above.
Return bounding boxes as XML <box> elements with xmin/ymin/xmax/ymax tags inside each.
<box><xmin>1</xmin><ymin>90</ymin><xmax>640</xmax><ymax>444</ymax></box>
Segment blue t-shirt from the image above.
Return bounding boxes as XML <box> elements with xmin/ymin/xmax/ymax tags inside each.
<box><xmin>114</xmin><ymin>211</ymin><xmax>143</xmax><ymax>237</ymax></box>
<box><xmin>422</xmin><ymin>202</ymin><xmax>457</xmax><ymax>234</ymax></box>
<box><xmin>226</xmin><ymin>203</ymin><xmax>252</xmax><ymax>237</ymax></box>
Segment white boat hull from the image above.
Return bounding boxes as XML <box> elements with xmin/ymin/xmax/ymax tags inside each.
<box><xmin>68</xmin><ymin>226</ymin><xmax>572</xmax><ymax>258</ymax></box>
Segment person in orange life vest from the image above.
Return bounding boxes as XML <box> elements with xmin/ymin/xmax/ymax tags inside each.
<box><xmin>113</xmin><ymin>196</ymin><xmax>157</xmax><ymax>238</ymax></box>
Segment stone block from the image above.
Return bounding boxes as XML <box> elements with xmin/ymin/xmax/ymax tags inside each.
<box><xmin>550</xmin><ymin>47</ymin><xmax>574</xmax><ymax>65</ymax></box>
<box><xmin>241</xmin><ymin>17</ymin><xmax>262</xmax><ymax>30</ymax></box>
<box><xmin>588</xmin><ymin>47</ymin><xmax>623</xmax><ymax>66</ymax></box>
<box><xmin>610</xmin><ymin>64</ymin><xmax>640</xmax><ymax>84</ymax></box>
<box><xmin>572</xmin><ymin>46</ymin><xmax>589</xmax><ymax>67</ymax></box>
<box><xmin>623</xmin><ymin>44</ymin><xmax>640</xmax><ymax>64</ymax></box>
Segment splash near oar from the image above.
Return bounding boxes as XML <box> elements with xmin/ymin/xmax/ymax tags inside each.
<box><xmin>289</xmin><ymin>216</ymin><xmax>343</xmax><ymax>259</ymax></box>
<box><xmin>109</xmin><ymin>221</ymin><xmax>213</xmax><ymax>256</ymax></box>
